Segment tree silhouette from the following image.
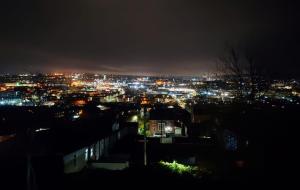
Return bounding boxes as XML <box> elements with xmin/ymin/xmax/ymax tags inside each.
<box><xmin>217</xmin><ymin>44</ymin><xmax>266</xmax><ymax>102</ymax></box>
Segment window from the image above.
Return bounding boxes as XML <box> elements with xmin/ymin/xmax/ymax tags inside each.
<box><xmin>85</xmin><ymin>148</ymin><xmax>88</xmax><ymax>160</ymax></box>
<box><xmin>158</xmin><ymin>122</ymin><xmax>165</xmax><ymax>132</ymax></box>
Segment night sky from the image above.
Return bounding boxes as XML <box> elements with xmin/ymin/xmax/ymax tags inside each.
<box><xmin>0</xmin><ymin>0</ymin><xmax>298</xmax><ymax>77</ymax></box>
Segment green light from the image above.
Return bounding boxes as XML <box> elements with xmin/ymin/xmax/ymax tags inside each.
<box><xmin>159</xmin><ymin>160</ymin><xmax>197</xmax><ymax>175</ymax></box>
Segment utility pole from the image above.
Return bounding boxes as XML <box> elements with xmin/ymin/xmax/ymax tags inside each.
<box><xmin>160</xmin><ymin>120</ymin><xmax>163</xmax><ymax>142</ymax></box>
<box><xmin>143</xmin><ymin>106</ymin><xmax>147</xmax><ymax>166</ymax></box>
<box><xmin>26</xmin><ymin>128</ymin><xmax>36</xmax><ymax>190</ymax></box>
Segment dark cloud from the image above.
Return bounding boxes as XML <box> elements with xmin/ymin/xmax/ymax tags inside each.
<box><xmin>0</xmin><ymin>0</ymin><xmax>298</xmax><ymax>77</ymax></box>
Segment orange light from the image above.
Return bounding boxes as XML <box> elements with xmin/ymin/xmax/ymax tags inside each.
<box><xmin>74</xmin><ymin>100</ymin><xmax>86</xmax><ymax>106</ymax></box>
<box><xmin>0</xmin><ymin>86</ymin><xmax>6</xmax><ymax>91</ymax></box>
<box><xmin>71</xmin><ymin>81</ymin><xmax>84</xmax><ymax>87</ymax></box>
<box><xmin>141</xmin><ymin>97</ymin><xmax>150</xmax><ymax>105</ymax></box>
<box><xmin>53</xmin><ymin>73</ymin><xmax>63</xmax><ymax>76</ymax></box>
<box><xmin>156</xmin><ymin>80</ymin><xmax>165</xmax><ymax>86</ymax></box>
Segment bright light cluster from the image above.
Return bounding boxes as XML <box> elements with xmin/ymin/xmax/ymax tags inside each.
<box><xmin>159</xmin><ymin>160</ymin><xmax>197</xmax><ymax>175</ymax></box>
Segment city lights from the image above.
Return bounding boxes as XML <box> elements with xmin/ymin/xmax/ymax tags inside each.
<box><xmin>0</xmin><ymin>73</ymin><xmax>298</xmax><ymax>107</ymax></box>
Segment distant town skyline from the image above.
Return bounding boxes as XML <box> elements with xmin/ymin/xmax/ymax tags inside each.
<box><xmin>0</xmin><ymin>0</ymin><xmax>297</xmax><ymax>77</ymax></box>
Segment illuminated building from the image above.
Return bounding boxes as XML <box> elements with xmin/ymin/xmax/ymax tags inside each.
<box><xmin>148</xmin><ymin>106</ymin><xmax>189</xmax><ymax>138</ymax></box>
